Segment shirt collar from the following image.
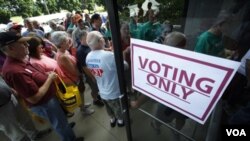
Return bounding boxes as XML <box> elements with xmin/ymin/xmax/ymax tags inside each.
<box><xmin>6</xmin><ymin>56</ymin><xmax>26</xmax><ymax>68</ymax></box>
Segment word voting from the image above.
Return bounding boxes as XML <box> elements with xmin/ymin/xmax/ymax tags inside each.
<box><xmin>139</xmin><ymin>56</ymin><xmax>215</xmax><ymax>102</ymax></box>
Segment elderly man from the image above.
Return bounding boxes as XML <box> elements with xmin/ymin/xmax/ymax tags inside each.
<box><xmin>32</xmin><ymin>20</ymin><xmax>45</xmax><ymax>32</ymax></box>
<box><xmin>86</xmin><ymin>31</ymin><xmax>124</xmax><ymax>127</ymax></box>
<box><xmin>22</xmin><ymin>19</ymin><xmax>44</xmax><ymax>37</ymax></box>
<box><xmin>76</xmin><ymin>30</ymin><xmax>104</xmax><ymax>107</ymax></box>
<box><xmin>0</xmin><ymin>31</ymin><xmax>83</xmax><ymax>141</ymax></box>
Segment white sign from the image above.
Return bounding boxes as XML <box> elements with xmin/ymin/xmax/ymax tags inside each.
<box><xmin>131</xmin><ymin>39</ymin><xmax>240</xmax><ymax>124</ymax></box>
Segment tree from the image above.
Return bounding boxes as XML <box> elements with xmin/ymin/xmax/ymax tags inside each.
<box><xmin>0</xmin><ymin>0</ymin><xmax>86</xmax><ymax>21</ymax></box>
<box><xmin>154</xmin><ymin>0</ymin><xmax>184</xmax><ymax>23</ymax></box>
<box><xmin>36</xmin><ymin>0</ymin><xmax>59</xmax><ymax>14</ymax></box>
<box><xmin>94</xmin><ymin>0</ymin><xmax>184</xmax><ymax>23</ymax></box>
<box><xmin>95</xmin><ymin>0</ymin><xmax>129</xmax><ymax>10</ymax></box>
<box><xmin>0</xmin><ymin>9</ymin><xmax>11</xmax><ymax>23</ymax></box>
<box><xmin>0</xmin><ymin>0</ymin><xmax>37</xmax><ymax>19</ymax></box>
<box><xmin>16</xmin><ymin>0</ymin><xmax>36</xmax><ymax>18</ymax></box>
<box><xmin>57</xmin><ymin>0</ymin><xmax>82</xmax><ymax>12</ymax></box>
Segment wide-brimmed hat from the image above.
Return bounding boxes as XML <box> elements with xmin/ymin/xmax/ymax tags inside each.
<box><xmin>0</xmin><ymin>31</ymin><xmax>30</xmax><ymax>47</ymax></box>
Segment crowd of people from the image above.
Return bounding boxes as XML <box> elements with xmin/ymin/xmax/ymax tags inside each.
<box><xmin>0</xmin><ymin>1</ymin><xmax>250</xmax><ymax>141</ymax></box>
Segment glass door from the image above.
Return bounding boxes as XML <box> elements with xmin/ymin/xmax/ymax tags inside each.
<box><xmin>104</xmin><ymin>0</ymin><xmax>246</xmax><ymax>141</ymax></box>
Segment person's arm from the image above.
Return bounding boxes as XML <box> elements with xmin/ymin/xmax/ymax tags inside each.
<box><xmin>26</xmin><ymin>72</ymin><xmax>57</xmax><ymax>104</ymax></box>
<box><xmin>71</xmin><ymin>30</ymin><xmax>78</xmax><ymax>48</ymax></box>
<box><xmin>123</xmin><ymin>47</ymin><xmax>130</xmax><ymax>61</ymax></box>
<box><xmin>59</xmin><ymin>55</ymin><xmax>79</xmax><ymax>76</ymax></box>
<box><xmin>130</xmin><ymin>95</ymin><xmax>149</xmax><ymax>109</ymax></box>
<box><xmin>83</xmin><ymin>67</ymin><xmax>96</xmax><ymax>82</ymax></box>
<box><xmin>194</xmin><ymin>35</ymin><xmax>207</xmax><ymax>54</ymax></box>
<box><xmin>45</xmin><ymin>40</ymin><xmax>57</xmax><ymax>52</ymax></box>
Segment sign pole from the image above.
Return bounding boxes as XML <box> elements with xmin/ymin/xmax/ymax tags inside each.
<box><xmin>104</xmin><ymin>0</ymin><xmax>133</xmax><ymax>141</ymax></box>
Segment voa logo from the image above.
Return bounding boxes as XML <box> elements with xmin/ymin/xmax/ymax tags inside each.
<box><xmin>226</xmin><ymin>129</ymin><xmax>246</xmax><ymax>136</ymax></box>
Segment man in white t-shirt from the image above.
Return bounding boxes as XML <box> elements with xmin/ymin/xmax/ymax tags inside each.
<box><xmin>86</xmin><ymin>31</ymin><xmax>124</xmax><ymax>127</ymax></box>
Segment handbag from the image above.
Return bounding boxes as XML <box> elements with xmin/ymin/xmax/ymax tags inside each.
<box><xmin>55</xmin><ymin>76</ymin><xmax>82</xmax><ymax>112</ymax></box>
<box><xmin>63</xmin><ymin>72</ymin><xmax>85</xmax><ymax>94</ymax></box>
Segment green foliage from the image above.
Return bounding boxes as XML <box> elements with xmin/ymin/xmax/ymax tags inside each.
<box><xmin>17</xmin><ymin>0</ymin><xmax>35</xmax><ymax>18</ymax></box>
<box><xmin>94</xmin><ymin>0</ymin><xmax>105</xmax><ymax>6</ymax></box>
<box><xmin>127</xmin><ymin>0</ymin><xmax>184</xmax><ymax>24</ymax></box>
<box><xmin>0</xmin><ymin>0</ymin><xmax>42</xmax><ymax>19</ymax></box>
<box><xmin>129</xmin><ymin>0</ymin><xmax>145</xmax><ymax>5</ymax></box>
<box><xmin>128</xmin><ymin>0</ymin><xmax>185</xmax><ymax>24</ymax></box>
<box><xmin>0</xmin><ymin>0</ymin><xmax>184</xmax><ymax>24</ymax></box>
<box><xmin>95</xmin><ymin>0</ymin><xmax>184</xmax><ymax>24</ymax></box>
<box><xmin>32</xmin><ymin>5</ymin><xmax>43</xmax><ymax>16</ymax></box>
<box><xmin>0</xmin><ymin>0</ymin><xmax>83</xmax><ymax>22</ymax></box>
<box><xmin>36</xmin><ymin>0</ymin><xmax>59</xmax><ymax>14</ymax></box>
<box><xmin>0</xmin><ymin>9</ymin><xmax>11</xmax><ymax>23</ymax></box>
<box><xmin>57</xmin><ymin>0</ymin><xmax>82</xmax><ymax>12</ymax></box>
<box><xmin>156</xmin><ymin>0</ymin><xmax>184</xmax><ymax>24</ymax></box>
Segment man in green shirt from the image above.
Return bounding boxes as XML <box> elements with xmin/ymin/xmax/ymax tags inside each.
<box><xmin>140</xmin><ymin>11</ymin><xmax>161</xmax><ymax>42</ymax></box>
<box><xmin>194</xmin><ymin>31</ymin><xmax>225</xmax><ymax>57</ymax></box>
<box><xmin>194</xmin><ymin>12</ymin><xmax>230</xmax><ymax>58</ymax></box>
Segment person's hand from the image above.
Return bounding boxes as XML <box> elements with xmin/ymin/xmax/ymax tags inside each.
<box><xmin>130</xmin><ymin>100</ymin><xmax>139</xmax><ymax>109</ymax></box>
<box><xmin>48</xmin><ymin>72</ymin><xmax>58</xmax><ymax>80</ymax></box>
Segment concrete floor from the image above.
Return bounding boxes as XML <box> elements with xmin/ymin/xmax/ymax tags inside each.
<box><xmin>0</xmin><ymin>84</ymin><xmax>212</xmax><ymax>141</ymax></box>
<box><xmin>0</xmin><ymin>84</ymin><xmax>127</xmax><ymax>141</ymax></box>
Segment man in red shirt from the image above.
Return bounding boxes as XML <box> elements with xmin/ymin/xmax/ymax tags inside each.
<box><xmin>0</xmin><ymin>32</ymin><xmax>83</xmax><ymax>141</ymax></box>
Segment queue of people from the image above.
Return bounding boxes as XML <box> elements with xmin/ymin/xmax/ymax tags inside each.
<box><xmin>0</xmin><ymin>1</ymin><xmax>250</xmax><ymax>141</ymax></box>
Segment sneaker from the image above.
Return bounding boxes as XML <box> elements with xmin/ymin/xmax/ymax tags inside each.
<box><xmin>84</xmin><ymin>103</ymin><xmax>91</xmax><ymax>108</ymax></box>
<box><xmin>81</xmin><ymin>108</ymin><xmax>95</xmax><ymax>115</ymax></box>
<box><xmin>66</xmin><ymin>112</ymin><xmax>74</xmax><ymax>118</ymax></box>
<box><xmin>117</xmin><ymin>119</ymin><xmax>125</xmax><ymax>127</ymax></box>
<box><xmin>93</xmin><ymin>99</ymin><xmax>104</xmax><ymax>107</ymax></box>
<box><xmin>75</xmin><ymin>137</ymin><xmax>84</xmax><ymax>141</ymax></box>
<box><xmin>110</xmin><ymin>118</ymin><xmax>116</xmax><ymax>127</ymax></box>
<box><xmin>31</xmin><ymin>128</ymin><xmax>52</xmax><ymax>140</ymax></box>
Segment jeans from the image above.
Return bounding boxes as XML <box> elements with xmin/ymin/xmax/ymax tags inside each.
<box><xmin>85</xmin><ymin>75</ymin><xmax>99</xmax><ymax>99</ymax></box>
<box><xmin>103</xmin><ymin>98</ymin><xmax>123</xmax><ymax>120</ymax></box>
<box><xmin>31</xmin><ymin>97</ymin><xmax>76</xmax><ymax>141</ymax></box>
<box><xmin>0</xmin><ymin>95</ymin><xmax>39</xmax><ymax>141</ymax></box>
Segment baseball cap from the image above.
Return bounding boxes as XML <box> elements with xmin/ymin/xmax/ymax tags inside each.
<box><xmin>0</xmin><ymin>31</ymin><xmax>30</xmax><ymax>47</ymax></box>
<box><xmin>6</xmin><ymin>22</ymin><xmax>23</xmax><ymax>31</ymax></box>
<box><xmin>72</xmin><ymin>14</ymin><xmax>82</xmax><ymax>24</ymax></box>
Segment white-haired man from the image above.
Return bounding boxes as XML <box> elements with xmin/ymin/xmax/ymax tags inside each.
<box><xmin>86</xmin><ymin>31</ymin><xmax>124</xmax><ymax>127</ymax></box>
